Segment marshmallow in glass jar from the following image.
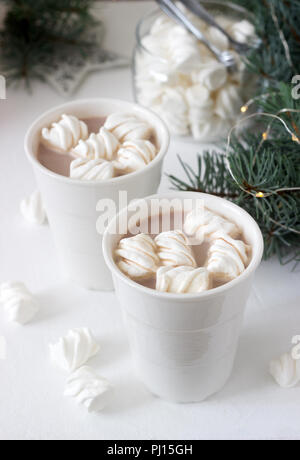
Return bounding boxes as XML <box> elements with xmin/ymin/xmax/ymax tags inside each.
<box><xmin>133</xmin><ymin>2</ymin><xmax>257</xmax><ymax>142</ymax></box>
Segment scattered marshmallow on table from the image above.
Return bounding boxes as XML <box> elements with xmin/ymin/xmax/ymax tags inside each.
<box><xmin>0</xmin><ymin>282</ymin><xmax>39</xmax><ymax>325</ymax></box>
<box><xmin>49</xmin><ymin>330</ymin><xmax>114</xmax><ymax>414</ymax></box>
<box><xmin>64</xmin><ymin>366</ymin><xmax>114</xmax><ymax>413</ymax></box>
<box><xmin>20</xmin><ymin>190</ymin><xmax>47</xmax><ymax>226</ymax></box>
<box><xmin>49</xmin><ymin>328</ymin><xmax>100</xmax><ymax>373</ymax></box>
<box><xmin>270</xmin><ymin>352</ymin><xmax>300</xmax><ymax>388</ymax></box>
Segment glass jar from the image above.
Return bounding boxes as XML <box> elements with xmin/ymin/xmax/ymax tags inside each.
<box><xmin>133</xmin><ymin>1</ymin><xmax>257</xmax><ymax>142</ymax></box>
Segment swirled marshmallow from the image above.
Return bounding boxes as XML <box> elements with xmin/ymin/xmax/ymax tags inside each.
<box><xmin>135</xmin><ymin>75</ymin><xmax>166</xmax><ymax>106</ymax></box>
<box><xmin>73</xmin><ymin>127</ymin><xmax>119</xmax><ymax>161</ymax></box>
<box><xmin>64</xmin><ymin>366</ymin><xmax>113</xmax><ymax>413</ymax></box>
<box><xmin>186</xmin><ymin>85</ymin><xmax>214</xmax><ymax>133</ymax></box>
<box><xmin>155</xmin><ymin>230</ymin><xmax>196</xmax><ymax>268</ymax></box>
<box><xmin>20</xmin><ymin>190</ymin><xmax>47</xmax><ymax>225</ymax></box>
<box><xmin>270</xmin><ymin>352</ymin><xmax>300</xmax><ymax>388</ymax></box>
<box><xmin>0</xmin><ymin>282</ymin><xmax>39</xmax><ymax>325</ymax></box>
<box><xmin>184</xmin><ymin>209</ymin><xmax>240</xmax><ymax>243</ymax></box>
<box><xmin>205</xmin><ymin>26</ymin><xmax>229</xmax><ymax>51</ymax></box>
<box><xmin>41</xmin><ymin>114</ymin><xmax>88</xmax><ymax>152</ymax></box>
<box><xmin>215</xmin><ymin>84</ymin><xmax>244</xmax><ymax>120</ymax></box>
<box><xmin>168</xmin><ymin>26</ymin><xmax>200</xmax><ymax>71</ymax></box>
<box><xmin>117</xmin><ymin>140</ymin><xmax>157</xmax><ymax>173</ymax></box>
<box><xmin>206</xmin><ymin>234</ymin><xmax>250</xmax><ymax>282</ymax></box>
<box><xmin>186</xmin><ymin>84</ymin><xmax>213</xmax><ymax>115</ymax></box>
<box><xmin>116</xmin><ymin>233</ymin><xmax>160</xmax><ymax>280</ymax></box>
<box><xmin>70</xmin><ymin>158</ymin><xmax>115</xmax><ymax>181</ymax></box>
<box><xmin>150</xmin><ymin>15</ymin><xmax>174</xmax><ymax>37</ymax></box>
<box><xmin>104</xmin><ymin>113</ymin><xmax>153</xmax><ymax>142</ymax></box>
<box><xmin>49</xmin><ymin>328</ymin><xmax>100</xmax><ymax>373</ymax></box>
<box><xmin>155</xmin><ymin>88</ymin><xmax>189</xmax><ymax>136</ymax></box>
<box><xmin>229</xmin><ymin>20</ymin><xmax>256</xmax><ymax>44</ymax></box>
<box><xmin>136</xmin><ymin>46</ymin><xmax>175</xmax><ymax>86</ymax></box>
<box><xmin>193</xmin><ymin>61</ymin><xmax>228</xmax><ymax>91</ymax></box>
<box><xmin>142</xmin><ymin>35</ymin><xmax>167</xmax><ymax>59</ymax></box>
<box><xmin>137</xmin><ymin>43</ymin><xmax>172</xmax><ymax>84</ymax></box>
<box><xmin>141</xmin><ymin>35</ymin><xmax>169</xmax><ymax>60</ymax></box>
<box><xmin>156</xmin><ymin>266</ymin><xmax>211</xmax><ymax>294</ymax></box>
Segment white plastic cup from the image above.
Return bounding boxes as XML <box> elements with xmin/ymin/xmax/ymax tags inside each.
<box><xmin>103</xmin><ymin>192</ymin><xmax>264</xmax><ymax>402</ymax></box>
<box><xmin>25</xmin><ymin>99</ymin><xmax>169</xmax><ymax>291</ymax></box>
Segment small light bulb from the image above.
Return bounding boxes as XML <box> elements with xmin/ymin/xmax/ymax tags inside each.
<box><xmin>256</xmin><ymin>192</ymin><xmax>265</xmax><ymax>198</ymax></box>
<box><xmin>262</xmin><ymin>132</ymin><xmax>268</xmax><ymax>140</ymax></box>
<box><xmin>240</xmin><ymin>105</ymin><xmax>248</xmax><ymax>113</ymax></box>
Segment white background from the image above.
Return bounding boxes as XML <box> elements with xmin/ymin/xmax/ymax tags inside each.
<box><xmin>0</xmin><ymin>1</ymin><xmax>299</xmax><ymax>441</ymax></box>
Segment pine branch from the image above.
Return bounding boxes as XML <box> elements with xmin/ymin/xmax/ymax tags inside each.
<box><xmin>254</xmin><ymin>82</ymin><xmax>300</xmax><ymax>141</ymax></box>
<box><xmin>231</xmin><ymin>0</ymin><xmax>300</xmax><ymax>83</ymax></box>
<box><xmin>169</xmin><ymin>153</ymin><xmax>241</xmax><ymax>199</ymax></box>
<box><xmin>0</xmin><ymin>0</ymin><xmax>100</xmax><ymax>85</ymax></box>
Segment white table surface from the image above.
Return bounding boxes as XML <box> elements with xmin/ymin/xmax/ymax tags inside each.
<box><xmin>0</xmin><ymin>2</ymin><xmax>300</xmax><ymax>442</ymax></box>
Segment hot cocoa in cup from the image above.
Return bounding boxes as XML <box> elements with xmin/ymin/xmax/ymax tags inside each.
<box><xmin>103</xmin><ymin>193</ymin><xmax>263</xmax><ymax>402</ymax></box>
<box><xmin>38</xmin><ymin>112</ymin><xmax>160</xmax><ymax>180</ymax></box>
<box><xmin>114</xmin><ymin>206</ymin><xmax>251</xmax><ymax>294</ymax></box>
<box><xmin>25</xmin><ymin>99</ymin><xmax>169</xmax><ymax>290</ymax></box>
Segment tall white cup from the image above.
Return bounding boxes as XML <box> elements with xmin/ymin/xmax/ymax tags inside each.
<box><xmin>103</xmin><ymin>192</ymin><xmax>264</xmax><ymax>402</ymax></box>
<box><xmin>25</xmin><ymin>99</ymin><xmax>169</xmax><ymax>291</ymax></box>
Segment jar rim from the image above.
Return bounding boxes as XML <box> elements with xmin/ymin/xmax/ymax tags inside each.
<box><xmin>135</xmin><ymin>1</ymin><xmax>255</xmax><ymax>58</ymax></box>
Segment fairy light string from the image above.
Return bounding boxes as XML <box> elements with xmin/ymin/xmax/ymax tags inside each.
<box><xmin>240</xmin><ymin>92</ymin><xmax>277</xmax><ymax>114</ymax></box>
<box><xmin>225</xmin><ymin>109</ymin><xmax>300</xmax><ymax>235</ymax></box>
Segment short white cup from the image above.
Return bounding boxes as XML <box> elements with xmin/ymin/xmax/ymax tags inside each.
<box><xmin>103</xmin><ymin>192</ymin><xmax>264</xmax><ymax>402</ymax></box>
<box><xmin>25</xmin><ymin>99</ymin><xmax>169</xmax><ymax>291</ymax></box>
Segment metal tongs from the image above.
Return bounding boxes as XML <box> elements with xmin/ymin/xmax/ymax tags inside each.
<box><xmin>155</xmin><ymin>0</ymin><xmax>258</xmax><ymax>73</ymax></box>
